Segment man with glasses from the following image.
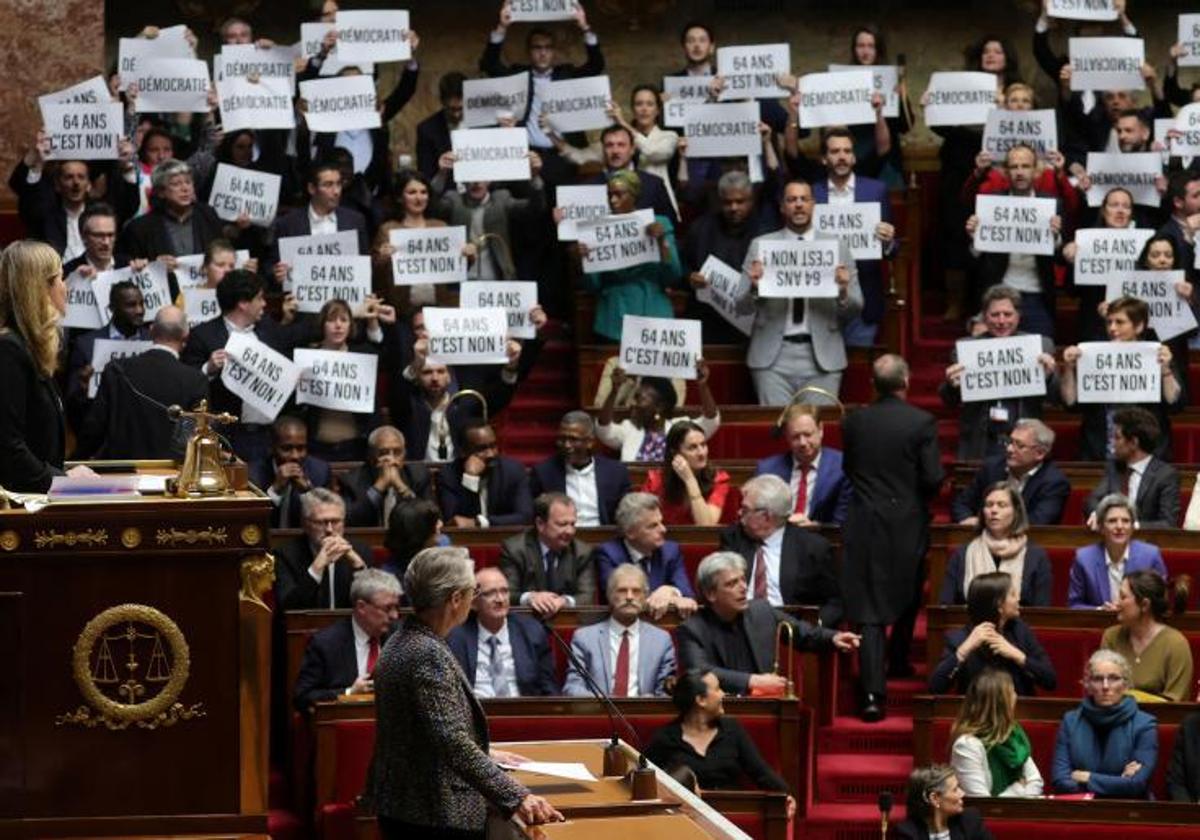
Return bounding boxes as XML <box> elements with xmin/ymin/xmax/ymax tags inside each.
<box><xmin>63</xmin><ymin>203</ymin><xmax>131</xmax><ymax>277</ymax></box>
<box><xmin>448</xmin><ymin>567</ymin><xmax>558</xmax><ymax>698</ymax></box>
<box><xmin>531</xmin><ymin>411</ymin><xmax>630</xmax><ymax>527</ymax></box>
<box><xmin>275</xmin><ymin>488</ymin><xmax>370</xmax><ymax>610</ymax></box>
<box><xmin>439</xmin><ymin>420</ymin><xmax>534</xmax><ymax>529</ymax></box>
<box><xmin>951</xmin><ymin>418</ymin><xmax>1070</xmax><ymax>527</ymax></box>
<box><xmin>293</xmin><ymin>568</ymin><xmax>402</xmax><ymax>709</ymax></box>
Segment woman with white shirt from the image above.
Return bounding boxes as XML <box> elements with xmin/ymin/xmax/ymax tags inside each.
<box><xmin>596</xmin><ymin>362</ymin><xmax>719</xmax><ymax>462</ymax></box>
<box><xmin>950</xmin><ymin>668</ymin><xmax>1044</xmax><ymax>797</ymax></box>
<box><xmin>610</xmin><ymin>87</ymin><xmax>680</xmax><ymax>219</ymax></box>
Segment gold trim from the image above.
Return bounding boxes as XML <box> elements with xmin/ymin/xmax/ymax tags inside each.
<box><xmin>239</xmin><ymin>553</ymin><xmax>276</xmax><ymax>610</ymax></box>
<box><xmin>120</xmin><ymin>527</ymin><xmax>142</xmax><ymax>549</ymax></box>
<box><xmin>0</xmin><ymin>530</ymin><xmax>19</xmax><ymax>551</ymax></box>
<box><xmin>240</xmin><ymin>524</ymin><xmax>263</xmax><ymax>546</ymax></box>
<box><xmin>34</xmin><ymin>528</ymin><xmax>107</xmax><ymax>549</ymax></box>
<box><xmin>155</xmin><ymin>526</ymin><xmax>228</xmax><ymax>547</ymax></box>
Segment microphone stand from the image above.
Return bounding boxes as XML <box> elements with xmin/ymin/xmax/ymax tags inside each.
<box><xmin>878</xmin><ymin>790</ymin><xmax>893</xmax><ymax>838</ymax></box>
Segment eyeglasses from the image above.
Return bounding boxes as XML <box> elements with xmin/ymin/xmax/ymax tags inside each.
<box><xmin>1003</xmin><ymin>438</ymin><xmax>1036</xmax><ymax>452</ymax></box>
<box><xmin>477</xmin><ymin>587</ymin><xmax>510</xmax><ymax>600</ymax></box>
<box><xmin>1087</xmin><ymin>674</ymin><xmax>1126</xmax><ymax>686</ymax></box>
<box><xmin>306</xmin><ymin>516</ymin><xmax>344</xmax><ymax>527</ymax></box>
<box><xmin>738</xmin><ymin>505</ymin><xmax>767</xmax><ymax>517</ymax></box>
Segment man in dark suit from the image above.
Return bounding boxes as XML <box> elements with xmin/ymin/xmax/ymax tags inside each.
<box><xmin>117</xmin><ymin>159</ymin><xmax>232</xmax><ymax>261</ymax></box>
<box><xmin>65</xmin><ymin>280</ymin><xmax>149</xmax><ymax>432</ymax></box>
<box><xmin>593</xmin><ymin>492</ymin><xmax>697</xmax><ymax>618</ymax></box>
<box><xmin>842</xmin><ymin>355</ymin><xmax>944</xmax><ymax>721</ymax></box>
<box><xmin>248</xmin><ymin>415</ymin><xmax>334</xmax><ymax>529</ymax></box>
<box><xmin>267</xmin><ymin>161</ymin><xmax>371</xmax><ymax>287</ymax></box>
<box><xmin>447</xmin><ymin>567</ymin><xmax>558</xmax><ymax>698</ymax></box>
<box><xmin>292</xmin><ymin>568</ymin><xmax>402</xmax><ymax>710</ymax></box>
<box><xmin>499</xmin><ymin>492</ymin><xmax>596</xmax><ymax>617</ymax></box>
<box><xmin>531</xmin><ymin>411</ymin><xmax>630</xmax><ymax>527</ymax></box>
<box><xmin>585</xmin><ymin>126</ymin><xmax>678</xmax><ymax>224</ymax></box>
<box><xmin>439</xmin><ymin>421</ymin><xmax>534</xmax><ymax>528</ymax></box>
<box><xmin>677</xmin><ymin>551</ymin><xmax>858</xmax><ymax>695</ymax></box>
<box><xmin>1158</xmin><ymin>170</ymin><xmax>1200</xmax><ymax>285</ymax></box>
<box><xmin>754</xmin><ymin>403</ymin><xmax>851</xmax><ymax>526</ymax></box>
<box><xmin>78</xmin><ymin>305</ymin><xmax>207</xmax><ymax>459</ymax></box>
<box><xmin>1083</xmin><ymin>407</ymin><xmax>1180</xmax><ymax>529</ymax></box>
<box><xmin>721</xmin><ymin>475</ymin><xmax>843</xmax><ymax>626</ymax></box>
<box><xmin>341</xmin><ymin>425</ymin><xmax>433</xmax><ymax>526</ymax></box>
<box><xmin>274</xmin><ymin>488</ymin><xmax>371</xmax><ymax>611</ymax></box>
<box><xmin>62</xmin><ymin>203</ymin><xmax>132</xmax><ymax>278</ymax></box>
<box><xmin>416</xmin><ymin>71</ymin><xmax>464</xmax><ymax>181</ymax></box>
<box><xmin>952</xmin><ymin>418</ymin><xmax>1070</xmax><ymax>526</ymax></box>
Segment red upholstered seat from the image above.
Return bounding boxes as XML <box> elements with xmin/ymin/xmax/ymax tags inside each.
<box><xmin>991</xmin><ymin>822</ymin><xmax>1191</xmax><ymax>839</ymax></box>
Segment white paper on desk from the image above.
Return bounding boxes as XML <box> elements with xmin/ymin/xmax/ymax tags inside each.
<box><xmin>137</xmin><ymin>475</ymin><xmax>170</xmax><ymax>494</ymax></box>
<box><xmin>501</xmin><ymin>761</ymin><xmax>597</xmax><ymax>782</ymax></box>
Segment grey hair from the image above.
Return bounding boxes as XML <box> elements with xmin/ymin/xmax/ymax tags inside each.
<box><xmin>151</xmin><ymin>158</ymin><xmax>193</xmax><ymax>193</ymax></box>
<box><xmin>403</xmin><ymin>546</ymin><xmax>475</xmax><ymax>611</ymax></box>
<box><xmin>1085</xmin><ymin>648</ymin><xmax>1132</xmax><ymax>684</ymax></box>
<box><xmin>615</xmin><ymin>492</ymin><xmax>661</xmax><ymax>533</ymax></box>
<box><xmin>717</xmin><ymin>170</ymin><xmax>753</xmax><ymax>196</ymax></box>
<box><xmin>981</xmin><ymin>284</ymin><xmax>1022</xmax><ymax>311</ymax></box>
<box><xmin>367</xmin><ymin>425</ymin><xmax>404</xmax><ymax>453</ymax></box>
<box><xmin>350</xmin><ymin>568</ymin><xmax>402</xmax><ymax>603</ymax></box>
<box><xmin>606</xmin><ymin>562</ymin><xmax>649</xmax><ymax>603</ymax></box>
<box><xmin>1095</xmin><ymin>493</ymin><xmax>1135</xmax><ymax>526</ymax></box>
<box><xmin>150</xmin><ymin>306</ymin><xmax>187</xmax><ymax>343</ymax></box>
<box><xmin>742</xmin><ymin>474</ymin><xmax>792</xmax><ymax>521</ymax></box>
<box><xmin>1013</xmin><ymin>418</ymin><xmax>1054</xmax><ymax>450</ymax></box>
<box><xmin>561</xmin><ymin>410</ymin><xmax>595</xmax><ymax>435</ymax></box>
<box><xmin>696</xmin><ymin>551</ymin><xmax>747</xmax><ymax>597</ymax></box>
<box><xmin>300</xmin><ymin>487</ymin><xmax>344</xmax><ymax>518</ymax></box>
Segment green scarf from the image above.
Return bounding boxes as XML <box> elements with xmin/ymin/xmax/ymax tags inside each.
<box><xmin>986</xmin><ymin>724</ymin><xmax>1031</xmax><ymax>796</ymax></box>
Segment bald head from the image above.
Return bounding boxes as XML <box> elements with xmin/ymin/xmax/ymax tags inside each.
<box><xmin>872</xmin><ymin>353</ymin><xmax>909</xmax><ymax>395</ymax></box>
<box><xmin>150</xmin><ymin>305</ymin><xmax>189</xmax><ymax>347</ymax></box>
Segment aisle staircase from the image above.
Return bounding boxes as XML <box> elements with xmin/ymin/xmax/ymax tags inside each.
<box><xmin>497</xmin><ymin>329</ymin><xmax>579</xmax><ymax>465</ymax></box>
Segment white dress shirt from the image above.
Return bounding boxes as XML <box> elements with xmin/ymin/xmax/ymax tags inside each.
<box><xmin>826</xmin><ymin>174</ymin><xmax>856</xmax><ymax>205</ymax></box>
<box><xmin>1106</xmin><ymin>546</ymin><xmax>1129</xmax><ymax>603</ymax></box>
<box><xmin>351</xmin><ymin>617</ymin><xmax>373</xmax><ymax>680</ymax></box>
<box><xmin>474</xmin><ymin>620</ymin><xmax>517</xmax><ymax>698</ymax></box>
<box><xmin>608</xmin><ymin>617</ymin><xmax>641</xmax><ymax>696</ymax></box>
<box><xmin>64</xmin><ymin>205</ymin><xmax>85</xmax><ymax>261</ymax></box>
<box><xmin>308</xmin><ymin>204</ymin><xmax>338</xmax><ymax>236</ymax></box>
<box><xmin>790</xmin><ymin>451</ymin><xmax>820</xmax><ymax>517</ymax></box>
<box><xmin>756</xmin><ymin>525</ymin><xmax>785</xmax><ymax>606</ymax></box>
<box><xmin>951</xmin><ymin>734</ymin><xmax>1044</xmax><ymax>797</ymax></box>
<box><xmin>1126</xmin><ymin>454</ymin><xmax>1152</xmax><ymax>511</ymax></box>
<box><xmin>565</xmin><ymin>459</ymin><xmax>601</xmax><ymax>527</ymax></box>
<box><xmin>781</xmin><ymin>227</ymin><xmax>814</xmax><ymax>336</ymax></box>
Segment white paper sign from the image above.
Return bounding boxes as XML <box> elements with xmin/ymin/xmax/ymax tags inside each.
<box><xmin>39</xmin><ymin>76</ymin><xmax>111</xmax><ymax>108</ymax></box>
<box><xmin>828</xmin><ymin>64</ymin><xmax>899</xmax><ymax>118</ymax></box>
<box><xmin>814</xmin><ymin>203</ymin><xmax>883</xmax><ymax>261</ymax></box>
<box><xmin>118</xmin><ymin>35</ymin><xmax>193</xmax><ymax>92</ymax></box>
<box><xmin>1076</xmin><ymin>341</ymin><xmax>1160</xmax><ymax>404</ymax></box>
<box><xmin>955</xmin><ymin>334</ymin><xmax>1046</xmax><ymax>402</ymax></box>
<box><xmin>134</xmin><ymin>58</ymin><xmax>211</xmax><ymax>113</ymax></box>
<box><xmin>1171</xmin><ymin>104</ymin><xmax>1200</xmax><ymax>158</ymax></box>
<box><xmin>222</xmin><ymin>332</ymin><xmax>300</xmax><ymax>421</ymax></box>
<box><xmin>1105</xmin><ymin>271</ymin><xmax>1199</xmax><ymax>342</ymax></box>
<box><xmin>460</xmin><ymin>281</ymin><xmax>539</xmax><ymax>339</ymax></box>
<box><xmin>294</xmin><ymin>348</ymin><xmax>378</xmax><ymax>413</ymax></box>
<box><xmin>1048</xmin><ymin>0</ymin><xmax>1117</xmax><ymax>20</ymax></box>
<box><xmin>618</xmin><ymin>315</ymin><xmax>702</xmax><ymax>380</ymax></box>
<box><xmin>300</xmin><ymin>76</ymin><xmax>381</xmax><ymax>132</ymax></box>
<box><xmin>389</xmin><ymin>226</ymin><xmax>468</xmax><ymax>285</ymax></box>
<box><xmin>716</xmin><ymin>44</ymin><xmax>791</xmax><ymax>101</ymax></box>
<box><xmin>555</xmin><ymin>185</ymin><xmax>608</xmax><ymax>241</ymax></box>
<box><xmin>208</xmin><ymin>164</ymin><xmax>281</xmax><ymax>227</ymax></box>
<box><xmin>1180</xmin><ymin>15</ymin><xmax>1200</xmax><ymax>69</ymax></box>
<box><xmin>217</xmin><ymin>75</ymin><xmax>295</xmax><ymax>132</ymax></box>
<box><xmin>1073</xmin><ymin>228</ymin><xmax>1154</xmax><ymax>287</ymax></box>
<box><xmin>577</xmin><ymin>209</ymin><xmax>658</xmax><ymax>273</ymax></box>
<box><xmin>1084</xmin><ymin>152</ymin><xmax>1162</xmax><ymax>208</ymax></box>
<box><xmin>663</xmin><ymin>76</ymin><xmax>712</xmax><ymax>128</ymax></box>
<box><xmin>300</xmin><ymin>22</ymin><xmax>335</xmax><ymax>58</ymax></box>
<box><xmin>756</xmin><ymin>239</ymin><xmax>841</xmax><ymax>298</ymax></box>
<box><xmin>684</xmin><ymin>101</ymin><xmax>761</xmax><ymax>158</ymax></box>
<box><xmin>696</xmin><ymin>255</ymin><xmax>753</xmax><ymax>336</ymax></box>
<box><xmin>173</xmin><ymin>249</ymin><xmax>251</xmax><ymax>289</ymax></box>
<box><xmin>182</xmin><ymin>287</ymin><xmax>220</xmax><ymax>326</ymax></box>
<box><xmin>39</xmin><ymin>102</ymin><xmax>123</xmax><ymax>161</ymax></box>
<box><xmin>291</xmin><ymin>255</ymin><xmax>373</xmax><ymax>313</ymax></box>
<box><xmin>982</xmin><ymin>109</ymin><xmax>1059</xmax><ymax>159</ymax></box>
<box><xmin>63</xmin><ymin>271</ymin><xmax>104</xmax><ymax>330</ymax></box>
<box><xmin>93</xmin><ymin>263</ymin><xmax>173</xmax><ymax>322</ymax></box>
<box><xmin>335</xmin><ymin>10</ymin><xmax>411</xmax><ymax>64</ymax></box>
<box><xmin>508</xmin><ymin>0</ymin><xmax>578</xmax><ymax>21</ymax></box>
<box><xmin>923</xmin><ymin>72</ymin><xmax>997</xmax><ymax>127</ymax></box>
<box><xmin>972</xmin><ymin>195</ymin><xmax>1058</xmax><ymax>256</ymax></box>
<box><xmin>451</xmin><ymin>128</ymin><xmax>531</xmax><ymax>182</ymax></box>
<box><xmin>425</xmin><ymin>306</ymin><xmax>509</xmax><ymax>365</ymax></box>
<box><xmin>1069</xmin><ymin>38</ymin><xmax>1145</xmax><ymax>92</ymax></box>
<box><xmin>88</xmin><ymin>339</ymin><xmax>153</xmax><ymax>399</ymax></box>
<box><xmin>543</xmin><ymin>76</ymin><xmax>612</xmax><ymax>133</ymax></box>
<box><xmin>798</xmin><ymin>70</ymin><xmax>875</xmax><ymax>128</ymax></box>
<box><xmin>278</xmin><ymin>231</ymin><xmax>361</xmax><ymax>290</ymax></box>
<box><xmin>214</xmin><ymin>44</ymin><xmax>296</xmax><ymax>91</ymax></box>
<box><xmin>463</xmin><ymin>72</ymin><xmax>530</xmax><ymax>128</ymax></box>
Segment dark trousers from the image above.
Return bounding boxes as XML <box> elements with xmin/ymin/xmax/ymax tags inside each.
<box><xmin>857</xmin><ymin>558</ymin><xmax>926</xmax><ymax>697</ymax></box>
<box><xmin>378</xmin><ymin>816</ymin><xmax>484</xmax><ymax>840</ymax></box>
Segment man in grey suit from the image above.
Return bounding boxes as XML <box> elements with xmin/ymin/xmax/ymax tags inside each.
<box><xmin>563</xmin><ymin>564</ymin><xmax>675</xmax><ymax>698</ymax></box>
<box><xmin>736</xmin><ymin>179</ymin><xmax>863</xmax><ymax>406</ymax></box>
<box><xmin>499</xmin><ymin>492</ymin><xmax>596</xmax><ymax>618</ymax></box>
<box><xmin>1083</xmin><ymin>406</ymin><xmax>1180</xmax><ymax>530</ymax></box>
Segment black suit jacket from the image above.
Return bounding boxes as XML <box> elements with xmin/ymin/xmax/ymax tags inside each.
<box><xmin>180</xmin><ymin>315</ymin><xmax>299</xmax><ymax>418</ymax></box>
<box><xmin>950</xmin><ymin>454</ymin><xmax>1071</xmax><ymax>526</ymax></box>
<box><xmin>8</xmin><ymin>161</ymin><xmax>139</xmax><ymax>255</ymax></box>
<box><xmin>389</xmin><ymin>370</ymin><xmax>516</xmax><ymax>460</ymax></box>
<box><xmin>248</xmin><ymin>455</ymin><xmax>334</xmax><ymax>528</ymax></box>
<box><xmin>529</xmin><ymin>454</ymin><xmax>630</xmax><ymax>526</ymax></box>
<box><xmin>117</xmin><ymin>204</ymin><xmax>229</xmax><ymax>260</ymax></box>
<box><xmin>446</xmin><ymin>613</ymin><xmax>558</xmax><ymax>697</ymax></box>
<box><xmin>498</xmin><ymin>528</ymin><xmax>596</xmax><ymax>606</ymax></box>
<box><xmin>438</xmin><ymin>455</ymin><xmax>533</xmax><ymax>527</ymax></box>
<box><xmin>718</xmin><ymin>522</ymin><xmax>843</xmax><ymax>626</ymax></box>
<box><xmin>417</xmin><ymin>110</ymin><xmax>454</xmax><ymax>182</ymax></box>
<box><xmin>266</xmin><ymin>204</ymin><xmax>371</xmax><ymax>281</ymax></box>
<box><xmin>65</xmin><ymin>324</ymin><xmax>152</xmax><ymax>429</ymax></box>
<box><xmin>292</xmin><ymin>616</ymin><xmax>361</xmax><ymax>710</ymax></box>
<box><xmin>1083</xmin><ymin>456</ymin><xmax>1181</xmax><ymax>529</ymax></box>
<box><xmin>1167</xmin><ymin>711</ymin><xmax>1200</xmax><ymax>803</ymax></box>
<box><xmin>340</xmin><ymin>461</ymin><xmax>434</xmax><ymax>526</ymax></box>
<box><xmin>273</xmin><ymin>534</ymin><xmax>372</xmax><ymax>611</ymax></box>
<box><xmin>77</xmin><ymin>347</ymin><xmax>208</xmax><ymax>459</ymax></box>
<box><xmin>0</xmin><ymin>331</ymin><xmax>66</xmax><ymax>492</ymax></box>
<box><xmin>676</xmin><ymin>600</ymin><xmax>835</xmax><ymax>695</ymax></box>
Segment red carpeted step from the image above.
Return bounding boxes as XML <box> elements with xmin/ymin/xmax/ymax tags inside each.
<box><xmin>799</xmin><ymin>801</ymin><xmax>908</xmax><ymax>840</ymax></box>
<box><xmin>818</xmin><ymin>715</ymin><xmax>916</xmax><ymax>755</ymax></box>
<box><xmin>268</xmin><ymin>767</ymin><xmax>290</xmax><ymax>810</ymax></box>
<box><xmin>817</xmin><ymin>753</ymin><xmax>912</xmax><ymax>803</ymax></box>
<box><xmin>267</xmin><ymin>807</ymin><xmax>305</xmax><ymax>840</ymax></box>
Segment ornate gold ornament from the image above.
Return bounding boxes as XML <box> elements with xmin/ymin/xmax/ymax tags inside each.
<box><xmin>120</xmin><ymin>527</ymin><xmax>142</xmax><ymax>549</ymax></box>
<box><xmin>155</xmin><ymin>526</ymin><xmax>228</xmax><ymax>547</ymax></box>
<box><xmin>0</xmin><ymin>530</ymin><xmax>19</xmax><ymax>551</ymax></box>
<box><xmin>240</xmin><ymin>524</ymin><xmax>263</xmax><ymax>546</ymax></box>
<box><xmin>56</xmin><ymin>604</ymin><xmax>205</xmax><ymax>730</ymax></box>
<box><xmin>34</xmin><ymin>528</ymin><xmax>107</xmax><ymax>549</ymax></box>
<box><xmin>240</xmin><ymin>553</ymin><xmax>276</xmax><ymax>609</ymax></box>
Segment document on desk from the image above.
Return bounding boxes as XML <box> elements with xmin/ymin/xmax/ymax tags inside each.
<box><xmin>500</xmin><ymin>761</ymin><xmax>597</xmax><ymax>782</ymax></box>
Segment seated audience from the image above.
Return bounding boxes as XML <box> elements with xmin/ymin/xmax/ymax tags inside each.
<box><xmin>596</xmin><ymin>365</ymin><xmax>719</xmax><ymax>462</ymax></box>
<box><xmin>721</xmin><ymin>475</ymin><xmax>843</xmax><ymax>625</ymax></box>
<box><xmin>950</xmin><ymin>669</ymin><xmax>1044</xmax><ymax>797</ymax></box>
<box><xmin>929</xmin><ymin>572</ymin><xmax>1056</xmax><ymax>696</ymax></box>
<box><xmin>1082</xmin><ymin>407</ymin><xmax>1181</xmax><ymax>530</ymax></box>
<box><xmin>499</xmin><ymin>492</ymin><xmax>596</xmax><ymax>617</ymax></box>
<box><xmin>531</xmin><ymin>410</ymin><xmax>631</xmax><ymax>526</ymax></box>
<box><xmin>641</xmin><ymin>420</ymin><xmax>734</xmax><ymax>526</ymax></box>
<box><xmin>292</xmin><ymin>569</ymin><xmax>401</xmax><ymax>710</ymax></box>
<box><xmin>895</xmin><ymin>765</ymin><xmax>993</xmax><ymax>840</ymax></box>
<box><xmin>447</xmin><ymin>567</ymin><xmax>557</xmax><ymax>698</ymax></box>
<box><xmin>438</xmin><ymin>420</ymin><xmax>534</xmax><ymax>528</ymax></box>
<box><xmin>563</xmin><ymin>563</ymin><xmax>675</xmax><ymax>698</ymax></box>
<box><xmin>65</xmin><ymin>280</ymin><xmax>148</xmax><ymax>431</ymax></box>
<box><xmin>941</xmin><ymin>483</ymin><xmax>1052</xmax><ymax>607</ymax></box>
<box><xmin>1069</xmin><ymin>493</ymin><xmax>1168</xmax><ymax>609</ymax></box>
<box><xmin>1168</xmin><ymin>710</ymin><xmax>1200</xmax><ymax>803</ymax></box>
<box><xmin>593</xmin><ymin>492</ymin><xmax>696</xmax><ymax>618</ymax></box>
<box><xmin>248</xmin><ymin>415</ymin><xmax>333</xmax><ymax>530</ymax></box>
<box><xmin>950</xmin><ymin>419</ymin><xmax>1069</xmax><ymax>526</ymax></box>
<box><xmin>341</xmin><ymin>425</ymin><xmax>433</xmax><ymax>527</ymax></box>
<box><xmin>274</xmin><ymin>488</ymin><xmax>369</xmax><ymax>611</ymax></box>
<box><xmin>381</xmin><ymin>499</ymin><xmax>445</xmax><ymax>579</ymax></box>
<box><xmin>1052</xmin><ymin>649</ymin><xmax>1158</xmax><ymax>798</ymax></box>
<box><xmin>1101</xmin><ymin>570</ymin><xmax>1194</xmax><ymax>702</ymax></box>
<box><xmin>677</xmin><ymin>551</ymin><xmax>858</xmax><ymax>695</ymax></box>
<box><xmin>753</xmin><ymin>403</ymin><xmax>851</xmax><ymax>526</ymax></box>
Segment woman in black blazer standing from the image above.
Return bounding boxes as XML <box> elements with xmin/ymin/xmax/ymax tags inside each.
<box><xmin>0</xmin><ymin>240</ymin><xmax>92</xmax><ymax>491</ymax></box>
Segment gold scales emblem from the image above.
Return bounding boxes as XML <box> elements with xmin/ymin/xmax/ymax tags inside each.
<box><xmin>56</xmin><ymin>604</ymin><xmax>205</xmax><ymax>730</ymax></box>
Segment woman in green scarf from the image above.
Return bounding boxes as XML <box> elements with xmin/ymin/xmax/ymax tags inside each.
<box><xmin>949</xmin><ymin>669</ymin><xmax>1044</xmax><ymax>797</ymax></box>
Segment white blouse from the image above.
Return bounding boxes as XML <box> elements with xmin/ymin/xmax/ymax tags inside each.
<box><xmin>596</xmin><ymin>413</ymin><xmax>721</xmax><ymax>462</ymax></box>
<box><xmin>950</xmin><ymin>734</ymin><xmax>1044</xmax><ymax>798</ymax></box>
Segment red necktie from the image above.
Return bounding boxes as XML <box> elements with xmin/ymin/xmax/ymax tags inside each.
<box><xmin>753</xmin><ymin>545</ymin><xmax>768</xmax><ymax>600</ymax></box>
<box><xmin>367</xmin><ymin>637</ymin><xmax>380</xmax><ymax>676</ymax></box>
<box><xmin>794</xmin><ymin>465</ymin><xmax>811</xmax><ymax>515</ymax></box>
<box><xmin>613</xmin><ymin>630</ymin><xmax>630</xmax><ymax>696</ymax></box>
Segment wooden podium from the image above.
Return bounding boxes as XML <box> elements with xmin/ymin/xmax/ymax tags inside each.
<box><xmin>0</xmin><ymin>474</ymin><xmax>274</xmax><ymax>839</ymax></box>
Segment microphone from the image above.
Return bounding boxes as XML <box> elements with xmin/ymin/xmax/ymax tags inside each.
<box><xmin>878</xmin><ymin>790</ymin><xmax>893</xmax><ymax>838</ymax></box>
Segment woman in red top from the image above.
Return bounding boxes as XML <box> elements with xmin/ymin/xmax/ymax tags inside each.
<box><xmin>641</xmin><ymin>420</ymin><xmax>732</xmax><ymax>526</ymax></box>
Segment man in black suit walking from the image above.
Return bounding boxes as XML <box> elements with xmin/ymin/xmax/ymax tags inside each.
<box><xmin>841</xmin><ymin>355</ymin><xmax>944</xmax><ymax>722</ymax></box>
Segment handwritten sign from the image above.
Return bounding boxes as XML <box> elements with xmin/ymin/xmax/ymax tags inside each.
<box><xmin>982</xmin><ymin>108</ymin><xmax>1058</xmax><ymax>158</ymax></box>
<box><xmin>543</xmin><ymin>76</ymin><xmax>612</xmax><ymax>133</ymax></box>
<box><xmin>299</xmin><ymin>76</ymin><xmax>381</xmax><ymax>132</ymax></box>
<box><xmin>1084</xmin><ymin>152</ymin><xmax>1161</xmax><ymax>207</ymax></box>
<box><xmin>93</xmin><ymin>263</ymin><xmax>173</xmax><ymax>322</ymax></box>
<box><xmin>1180</xmin><ymin>15</ymin><xmax>1200</xmax><ymax>69</ymax></box>
<box><xmin>798</xmin><ymin>70</ymin><xmax>874</xmax><ymax>128</ymax></box>
<box><xmin>696</xmin><ymin>255</ymin><xmax>753</xmax><ymax>336</ymax></box>
<box><xmin>463</xmin><ymin>72</ymin><xmax>529</xmax><ymax>128</ymax></box>
<box><xmin>389</xmin><ymin>226</ymin><xmax>468</xmax><ymax>285</ymax></box>
<box><xmin>208</xmin><ymin>164</ymin><xmax>281</xmax><ymax>227</ymax></box>
<box><xmin>972</xmin><ymin>195</ymin><xmax>1057</xmax><ymax>256</ymax></box>
<box><xmin>619</xmin><ymin>315</ymin><xmax>702</xmax><ymax>380</ymax></box>
<box><xmin>663</xmin><ymin>75</ymin><xmax>712</xmax><ymax>127</ymax></box>
<box><xmin>88</xmin><ymin>339</ymin><xmax>153</xmax><ymax>399</ymax></box>
<box><xmin>182</xmin><ymin>287</ymin><xmax>220</xmax><ymax>326</ymax></box>
<box><xmin>577</xmin><ymin>209</ymin><xmax>659</xmax><ymax>273</ymax></box>
<box><xmin>1069</xmin><ymin>38</ymin><xmax>1145</xmax><ymax>92</ymax></box>
<box><xmin>1076</xmin><ymin>341</ymin><xmax>1160</xmax><ymax>404</ymax></box>
<box><xmin>63</xmin><ymin>270</ymin><xmax>104</xmax><ymax>329</ymax></box>
<box><xmin>814</xmin><ymin>203</ymin><xmax>883</xmax><ymax>261</ymax></box>
<box><xmin>716</xmin><ymin>43</ymin><xmax>791</xmax><ymax>101</ymax></box>
<box><xmin>222</xmin><ymin>332</ymin><xmax>300</xmax><ymax>421</ymax></box>
<box><xmin>294</xmin><ymin>348</ymin><xmax>378</xmax><ymax>413</ymax></box>
<box><xmin>829</xmin><ymin>63</ymin><xmax>899</xmax><ymax>118</ymax></box>
<box><xmin>425</xmin><ymin>306</ymin><xmax>508</xmax><ymax>365</ymax></box>
<box><xmin>460</xmin><ymin>281</ymin><xmax>539</xmax><ymax>339</ymax></box>
<box><xmin>923</xmin><ymin>72</ymin><xmax>996</xmax><ymax>127</ymax></box>
<box><xmin>174</xmin><ymin>249</ymin><xmax>251</xmax><ymax>289</ymax></box>
<box><xmin>335</xmin><ymin>10</ymin><xmax>411</xmax><ymax>64</ymax></box>
<box><xmin>509</xmin><ymin>0</ymin><xmax>578</xmax><ymax>21</ymax></box>
<box><xmin>1105</xmin><ymin>271</ymin><xmax>1199</xmax><ymax>342</ymax></box>
<box><xmin>1048</xmin><ymin>0</ymin><xmax>1117</xmax><ymax>20</ymax></box>
<box><xmin>1072</xmin><ymin>228</ymin><xmax>1154</xmax><ymax>287</ymax></box>
<box><xmin>955</xmin><ymin>334</ymin><xmax>1046</xmax><ymax>402</ymax></box>
<box><xmin>118</xmin><ymin>35</ymin><xmax>193</xmax><ymax>92</ymax></box>
<box><xmin>134</xmin><ymin>58</ymin><xmax>211</xmax><ymax>113</ymax></box>
<box><xmin>214</xmin><ymin>44</ymin><xmax>296</xmax><ymax>91</ymax></box>
<box><xmin>683</xmin><ymin>101</ymin><xmax>761</xmax><ymax>158</ymax></box>
<box><xmin>451</xmin><ymin>127</ymin><xmax>530</xmax><ymax>182</ymax></box>
<box><xmin>756</xmin><ymin>239</ymin><xmax>841</xmax><ymax>298</ymax></box>
<box><xmin>555</xmin><ymin>184</ymin><xmax>608</xmax><ymax>241</ymax></box>
<box><xmin>39</xmin><ymin>101</ymin><xmax>122</xmax><ymax>162</ymax></box>
<box><xmin>217</xmin><ymin>75</ymin><xmax>295</xmax><ymax>132</ymax></box>
<box><xmin>291</xmin><ymin>255</ymin><xmax>372</xmax><ymax>313</ymax></box>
